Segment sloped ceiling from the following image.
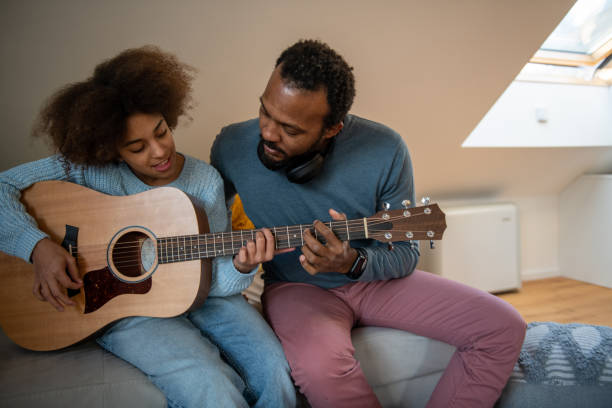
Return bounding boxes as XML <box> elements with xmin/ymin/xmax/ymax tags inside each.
<box><xmin>3</xmin><ymin>0</ymin><xmax>603</xmax><ymax>199</ymax></box>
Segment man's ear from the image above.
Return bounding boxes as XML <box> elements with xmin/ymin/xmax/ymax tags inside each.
<box><xmin>323</xmin><ymin>121</ymin><xmax>344</xmax><ymax>139</ymax></box>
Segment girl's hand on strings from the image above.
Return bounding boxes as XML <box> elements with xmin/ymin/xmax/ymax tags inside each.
<box><xmin>233</xmin><ymin>227</ymin><xmax>289</xmax><ymax>273</ymax></box>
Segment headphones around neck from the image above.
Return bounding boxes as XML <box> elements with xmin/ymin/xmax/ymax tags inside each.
<box><xmin>285</xmin><ymin>150</ymin><xmax>327</xmax><ymax>184</ymax></box>
<box><xmin>257</xmin><ymin>137</ymin><xmax>335</xmax><ymax>184</ymax></box>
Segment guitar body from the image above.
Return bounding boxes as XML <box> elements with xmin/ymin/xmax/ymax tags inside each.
<box><xmin>0</xmin><ymin>181</ymin><xmax>446</xmax><ymax>351</ymax></box>
<box><xmin>0</xmin><ymin>181</ymin><xmax>211</xmax><ymax>351</ymax></box>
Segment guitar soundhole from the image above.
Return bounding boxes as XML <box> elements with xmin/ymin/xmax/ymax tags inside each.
<box><xmin>111</xmin><ymin>231</ymin><xmax>153</xmax><ymax>278</ymax></box>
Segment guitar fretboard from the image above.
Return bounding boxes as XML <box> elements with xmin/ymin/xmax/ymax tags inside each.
<box><xmin>157</xmin><ymin>220</ymin><xmax>368</xmax><ymax>264</ymax></box>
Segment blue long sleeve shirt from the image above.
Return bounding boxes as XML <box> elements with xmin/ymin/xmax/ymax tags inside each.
<box><xmin>0</xmin><ymin>154</ymin><xmax>257</xmax><ymax>297</ymax></box>
<box><xmin>211</xmin><ymin>114</ymin><xmax>420</xmax><ymax>289</ymax></box>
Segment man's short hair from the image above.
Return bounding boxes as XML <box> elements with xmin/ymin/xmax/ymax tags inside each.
<box><xmin>276</xmin><ymin>39</ymin><xmax>355</xmax><ymax>129</ymax></box>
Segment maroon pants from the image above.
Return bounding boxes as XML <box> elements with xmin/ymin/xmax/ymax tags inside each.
<box><xmin>263</xmin><ymin>270</ymin><xmax>526</xmax><ymax>408</ymax></box>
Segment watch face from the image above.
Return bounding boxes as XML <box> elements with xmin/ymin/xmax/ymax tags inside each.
<box><xmin>348</xmin><ymin>250</ymin><xmax>367</xmax><ymax>279</ymax></box>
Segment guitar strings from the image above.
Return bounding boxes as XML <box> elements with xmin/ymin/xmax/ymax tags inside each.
<box><xmin>68</xmin><ymin>213</ymin><xmax>440</xmax><ymax>268</ymax></box>
<box><xmin>71</xmin><ymin>214</ymin><xmax>437</xmax><ymax>255</ymax></box>
<box><xmin>74</xmin><ymin>213</ymin><xmax>433</xmax><ymax>255</ymax></box>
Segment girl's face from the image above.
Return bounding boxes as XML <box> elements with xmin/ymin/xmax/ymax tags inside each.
<box><xmin>118</xmin><ymin>112</ymin><xmax>184</xmax><ymax>186</ymax></box>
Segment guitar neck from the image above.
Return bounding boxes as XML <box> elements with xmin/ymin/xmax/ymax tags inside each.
<box><xmin>157</xmin><ymin>219</ymin><xmax>368</xmax><ymax>264</ymax></box>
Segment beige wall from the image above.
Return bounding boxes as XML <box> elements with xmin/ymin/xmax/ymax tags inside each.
<box><xmin>2</xmin><ymin>0</ymin><xmax>575</xmax><ymax>181</ymax></box>
<box><xmin>2</xmin><ymin>0</ymin><xmax>592</xmax><ymax>281</ymax></box>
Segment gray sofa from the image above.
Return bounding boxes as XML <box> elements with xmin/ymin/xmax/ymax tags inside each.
<box><xmin>0</xmin><ymin>272</ymin><xmax>456</xmax><ymax>408</ymax></box>
<box><xmin>4</xmin><ymin>274</ymin><xmax>612</xmax><ymax>408</ymax></box>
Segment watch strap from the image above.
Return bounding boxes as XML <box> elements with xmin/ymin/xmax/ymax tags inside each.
<box><xmin>346</xmin><ymin>248</ymin><xmax>367</xmax><ymax>279</ymax></box>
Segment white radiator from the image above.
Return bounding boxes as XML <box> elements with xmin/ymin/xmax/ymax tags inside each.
<box><xmin>418</xmin><ymin>203</ymin><xmax>521</xmax><ymax>293</ymax></box>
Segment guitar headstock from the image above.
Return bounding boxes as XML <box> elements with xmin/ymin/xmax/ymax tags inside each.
<box><xmin>366</xmin><ymin>203</ymin><xmax>447</xmax><ymax>243</ymax></box>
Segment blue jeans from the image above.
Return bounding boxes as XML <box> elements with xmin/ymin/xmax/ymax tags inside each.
<box><xmin>97</xmin><ymin>294</ymin><xmax>296</xmax><ymax>408</ymax></box>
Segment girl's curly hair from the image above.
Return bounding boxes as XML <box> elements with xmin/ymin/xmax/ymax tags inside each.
<box><xmin>32</xmin><ymin>45</ymin><xmax>195</xmax><ymax>166</ymax></box>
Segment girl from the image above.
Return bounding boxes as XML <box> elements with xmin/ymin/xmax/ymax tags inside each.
<box><xmin>0</xmin><ymin>46</ymin><xmax>295</xmax><ymax>408</ymax></box>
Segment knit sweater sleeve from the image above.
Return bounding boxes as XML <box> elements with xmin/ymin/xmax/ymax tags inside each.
<box><xmin>0</xmin><ymin>155</ymin><xmax>86</xmax><ymax>262</ymax></box>
<box><xmin>178</xmin><ymin>157</ymin><xmax>257</xmax><ymax>298</ymax></box>
<box><xmin>357</xmin><ymin>140</ymin><xmax>420</xmax><ymax>281</ymax></box>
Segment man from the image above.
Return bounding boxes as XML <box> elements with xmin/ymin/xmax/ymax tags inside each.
<box><xmin>211</xmin><ymin>39</ymin><xmax>526</xmax><ymax>408</ymax></box>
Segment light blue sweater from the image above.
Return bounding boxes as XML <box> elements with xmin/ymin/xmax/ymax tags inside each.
<box><xmin>211</xmin><ymin>114</ymin><xmax>420</xmax><ymax>289</ymax></box>
<box><xmin>0</xmin><ymin>154</ymin><xmax>256</xmax><ymax>297</ymax></box>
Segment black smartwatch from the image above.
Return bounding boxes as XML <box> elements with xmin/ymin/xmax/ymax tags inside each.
<box><xmin>346</xmin><ymin>248</ymin><xmax>367</xmax><ymax>279</ymax></box>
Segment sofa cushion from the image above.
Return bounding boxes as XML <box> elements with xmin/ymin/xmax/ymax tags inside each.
<box><xmin>353</xmin><ymin>326</ymin><xmax>455</xmax><ymax>407</ymax></box>
<box><xmin>0</xmin><ymin>324</ymin><xmax>455</xmax><ymax>408</ymax></box>
<box><xmin>0</xmin><ymin>328</ymin><xmax>166</xmax><ymax>408</ymax></box>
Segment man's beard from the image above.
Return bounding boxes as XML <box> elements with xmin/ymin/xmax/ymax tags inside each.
<box><xmin>256</xmin><ymin>135</ymin><xmax>329</xmax><ymax>172</ymax></box>
<box><xmin>257</xmin><ymin>139</ymin><xmax>289</xmax><ymax>170</ymax></box>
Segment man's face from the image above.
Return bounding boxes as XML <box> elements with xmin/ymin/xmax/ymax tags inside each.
<box><xmin>258</xmin><ymin>66</ymin><xmax>341</xmax><ymax>166</ymax></box>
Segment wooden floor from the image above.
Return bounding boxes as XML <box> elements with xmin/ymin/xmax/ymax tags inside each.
<box><xmin>496</xmin><ymin>277</ymin><xmax>612</xmax><ymax>327</ymax></box>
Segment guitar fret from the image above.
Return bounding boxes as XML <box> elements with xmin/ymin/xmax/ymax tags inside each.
<box><xmin>186</xmin><ymin>236</ymin><xmax>189</xmax><ymax>260</ymax></box>
<box><xmin>158</xmin><ymin>238</ymin><xmax>163</xmax><ymax>264</ymax></box>
<box><xmin>167</xmin><ymin>237</ymin><xmax>172</xmax><ymax>262</ymax></box>
<box><xmin>160</xmin><ymin>238</ymin><xmax>163</xmax><ymax>263</ymax></box>
<box><xmin>170</xmin><ymin>237</ymin><xmax>174</xmax><ymax>262</ymax></box>
<box><xmin>164</xmin><ymin>238</ymin><xmax>168</xmax><ymax>262</ymax></box>
<box><xmin>181</xmin><ymin>236</ymin><xmax>186</xmax><ymax>261</ymax></box>
<box><xmin>178</xmin><ymin>236</ymin><xmax>182</xmax><ymax>261</ymax></box>
<box><xmin>166</xmin><ymin>237</ymin><xmax>171</xmax><ymax>262</ymax></box>
<box><xmin>165</xmin><ymin>238</ymin><xmax>169</xmax><ymax>263</ymax></box>
<box><xmin>174</xmin><ymin>236</ymin><xmax>179</xmax><ymax>262</ymax></box>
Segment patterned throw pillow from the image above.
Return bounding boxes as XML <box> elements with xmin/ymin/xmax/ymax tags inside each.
<box><xmin>497</xmin><ymin>322</ymin><xmax>612</xmax><ymax>408</ymax></box>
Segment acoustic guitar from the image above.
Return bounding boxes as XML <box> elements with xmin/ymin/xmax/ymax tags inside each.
<box><xmin>0</xmin><ymin>181</ymin><xmax>446</xmax><ymax>351</ymax></box>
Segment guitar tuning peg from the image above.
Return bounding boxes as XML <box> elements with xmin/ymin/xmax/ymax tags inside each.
<box><xmin>401</xmin><ymin>199</ymin><xmax>411</xmax><ymax>208</ymax></box>
<box><xmin>430</xmin><ymin>240</ymin><xmax>435</xmax><ymax>249</ymax></box>
<box><xmin>382</xmin><ymin>202</ymin><xmax>391</xmax><ymax>210</ymax></box>
<box><xmin>421</xmin><ymin>197</ymin><xmax>431</xmax><ymax>205</ymax></box>
<box><xmin>388</xmin><ymin>243</ymin><xmax>394</xmax><ymax>251</ymax></box>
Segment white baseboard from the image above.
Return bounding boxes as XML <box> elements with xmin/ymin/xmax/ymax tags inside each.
<box><xmin>521</xmin><ymin>267</ymin><xmax>560</xmax><ymax>281</ymax></box>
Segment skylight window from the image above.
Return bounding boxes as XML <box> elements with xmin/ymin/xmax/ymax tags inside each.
<box><xmin>519</xmin><ymin>0</ymin><xmax>612</xmax><ymax>85</ymax></box>
<box><xmin>541</xmin><ymin>0</ymin><xmax>612</xmax><ymax>54</ymax></box>
<box><xmin>463</xmin><ymin>0</ymin><xmax>612</xmax><ymax>148</ymax></box>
